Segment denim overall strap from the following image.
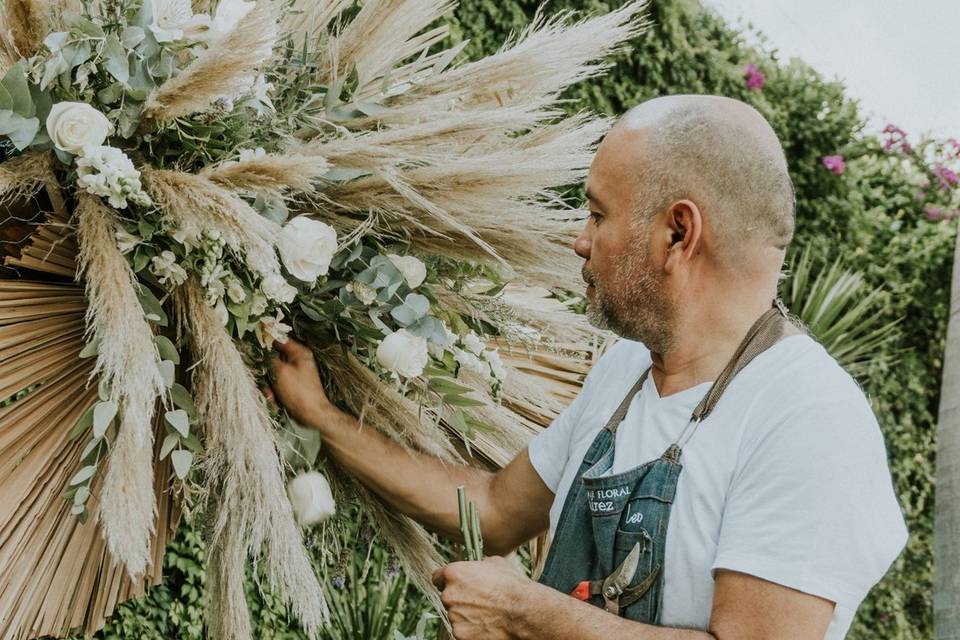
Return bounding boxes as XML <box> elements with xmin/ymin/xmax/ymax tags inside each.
<box><xmin>537</xmin><ymin>300</ymin><xmax>791</xmax><ymax>624</ymax></box>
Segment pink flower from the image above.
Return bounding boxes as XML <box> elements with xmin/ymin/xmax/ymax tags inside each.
<box><xmin>743</xmin><ymin>63</ymin><xmax>766</xmax><ymax>90</ymax></box>
<box><xmin>926</xmin><ymin>206</ymin><xmax>941</xmax><ymax>221</ymax></box>
<box><xmin>933</xmin><ymin>164</ymin><xmax>959</xmax><ymax>190</ymax></box>
<box><xmin>882</xmin><ymin>124</ymin><xmax>911</xmax><ymax>155</ymax></box>
<box><xmin>948</xmin><ymin>138</ymin><xmax>960</xmax><ymax>154</ymax></box>
<box><xmin>821</xmin><ymin>155</ymin><xmax>845</xmax><ymax>175</ymax></box>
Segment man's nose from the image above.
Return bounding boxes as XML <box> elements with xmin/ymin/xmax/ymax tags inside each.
<box><xmin>574</xmin><ymin>227</ymin><xmax>591</xmax><ymax>260</ymax></box>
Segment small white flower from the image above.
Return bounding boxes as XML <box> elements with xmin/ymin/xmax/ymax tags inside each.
<box><xmin>249</xmin><ymin>74</ymin><xmax>274</xmax><ymax>111</ymax></box>
<box><xmin>484</xmin><ymin>349</ymin><xmax>508</xmax><ymax>382</ymax></box>
<box><xmin>427</xmin><ymin>322</ymin><xmax>457</xmax><ymax>359</ymax></box>
<box><xmin>75</xmin><ymin>145</ymin><xmax>151</xmax><ymax>209</ymax></box>
<box><xmin>376</xmin><ymin>329</ymin><xmax>429</xmax><ymax>379</ymax></box>
<box><xmin>115</xmin><ymin>228</ymin><xmax>140</xmax><ymax>254</ymax></box>
<box><xmin>149</xmin><ymin>0</ymin><xmax>210</xmax><ymax>42</ymax></box>
<box><xmin>287</xmin><ymin>471</ymin><xmax>336</xmax><ymax>526</ymax></box>
<box><xmin>260</xmin><ymin>271</ymin><xmax>297</xmax><ymax>303</ymax></box>
<box><xmin>225</xmin><ymin>277</ymin><xmax>247</xmax><ymax>304</ymax></box>
<box><xmin>249</xmin><ymin>293</ymin><xmax>268</xmax><ymax>316</ymax></box>
<box><xmin>255</xmin><ymin>310</ymin><xmax>292</xmax><ymax>347</ymax></box>
<box><xmin>387</xmin><ymin>254</ymin><xmax>427</xmax><ymax>289</ymax></box>
<box><xmin>150</xmin><ymin>250</ymin><xmax>188</xmax><ymax>286</ymax></box>
<box><xmin>462</xmin><ymin>331</ymin><xmax>485</xmax><ymax>356</ymax></box>
<box><xmin>278</xmin><ymin>216</ymin><xmax>338</xmax><ymax>283</ymax></box>
<box><xmin>454</xmin><ymin>347</ymin><xmax>488</xmax><ymax>378</ymax></box>
<box><xmin>238</xmin><ymin>146</ymin><xmax>267</xmax><ymax>163</ymax></box>
<box><xmin>346</xmin><ymin>281</ymin><xmax>377</xmax><ymax>306</ymax></box>
<box><xmin>46</xmin><ymin>102</ymin><xmax>113</xmax><ymax>155</ymax></box>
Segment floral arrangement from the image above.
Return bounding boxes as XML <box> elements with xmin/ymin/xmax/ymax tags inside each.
<box><xmin>0</xmin><ymin>0</ymin><xmax>643</xmax><ymax>637</ymax></box>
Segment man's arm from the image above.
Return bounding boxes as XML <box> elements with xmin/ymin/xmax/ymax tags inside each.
<box><xmin>434</xmin><ymin>559</ymin><xmax>835</xmax><ymax>640</ymax></box>
<box><xmin>267</xmin><ymin>338</ymin><xmax>555</xmax><ymax>555</ymax></box>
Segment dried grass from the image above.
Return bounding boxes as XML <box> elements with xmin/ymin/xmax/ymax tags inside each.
<box><xmin>75</xmin><ymin>194</ymin><xmax>165</xmax><ymax>578</ymax></box>
<box><xmin>142</xmin><ymin>0</ymin><xmax>278</xmax><ymax>124</ymax></box>
<box><xmin>179</xmin><ymin>281</ymin><xmax>327</xmax><ymax>640</ymax></box>
<box><xmin>2</xmin><ymin>0</ymin><xmax>50</xmax><ymax>58</ymax></box>
<box><xmin>279</xmin><ymin>0</ymin><xmax>350</xmax><ymax>46</ymax></box>
<box><xmin>0</xmin><ymin>151</ymin><xmax>56</xmax><ymax>207</ymax></box>
<box><xmin>201</xmin><ymin>152</ymin><xmax>329</xmax><ymax>198</ymax></box>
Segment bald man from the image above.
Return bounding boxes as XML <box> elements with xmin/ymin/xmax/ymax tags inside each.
<box><xmin>268</xmin><ymin>95</ymin><xmax>907</xmax><ymax>639</ymax></box>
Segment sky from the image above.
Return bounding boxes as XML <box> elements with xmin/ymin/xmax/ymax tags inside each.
<box><xmin>705</xmin><ymin>0</ymin><xmax>960</xmax><ymax>140</ymax></box>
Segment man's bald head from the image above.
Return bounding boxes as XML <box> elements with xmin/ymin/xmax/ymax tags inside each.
<box><xmin>614</xmin><ymin>95</ymin><xmax>795</xmax><ymax>267</ymax></box>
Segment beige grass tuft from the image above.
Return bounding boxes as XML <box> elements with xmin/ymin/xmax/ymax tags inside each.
<box><xmin>75</xmin><ymin>194</ymin><xmax>166</xmax><ymax>578</ymax></box>
<box><xmin>0</xmin><ymin>151</ymin><xmax>56</xmax><ymax>207</ymax></box>
<box><xmin>201</xmin><ymin>152</ymin><xmax>330</xmax><ymax>198</ymax></box>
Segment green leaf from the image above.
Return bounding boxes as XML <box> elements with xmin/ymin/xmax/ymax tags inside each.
<box><xmin>79</xmin><ymin>337</ymin><xmax>101</xmax><ymax>358</ymax></box>
<box><xmin>181</xmin><ymin>433</ymin><xmax>203</xmax><ymax>454</ymax></box>
<box><xmin>97</xmin><ymin>377</ymin><xmax>112</xmax><ymax>401</ymax></box>
<box><xmin>171</xmin><ymin>450</ymin><xmax>192</xmax><ymax>480</ymax></box>
<box><xmin>97</xmin><ymin>82</ymin><xmax>125</xmax><ymax>105</ymax></box>
<box><xmin>390</xmin><ymin>304</ymin><xmax>418</xmax><ymax>327</ymax></box>
<box><xmin>0</xmin><ymin>112</ymin><xmax>40</xmax><ymax>150</ymax></box>
<box><xmin>155</xmin><ymin>335</ymin><xmax>180</xmax><ymax>364</ymax></box>
<box><xmin>69</xmin><ymin>465</ymin><xmax>96</xmax><ymax>486</ymax></box>
<box><xmin>138</xmin><ymin>287</ymin><xmax>168</xmax><ymax>326</ymax></box>
<box><xmin>428</xmin><ymin>377</ymin><xmax>473</xmax><ymax>395</ymax></box>
<box><xmin>133</xmin><ymin>248</ymin><xmax>151</xmax><ymax>272</ymax></box>
<box><xmin>159</xmin><ymin>433</ymin><xmax>178</xmax><ymax>459</ymax></box>
<box><xmin>406</xmin><ymin>293</ymin><xmax>430</xmax><ymax>315</ymax></box>
<box><xmin>443</xmin><ymin>393</ymin><xmax>486</xmax><ymax>407</ymax></box>
<box><xmin>44</xmin><ymin>31</ymin><xmax>69</xmax><ymax>51</ymax></box>
<box><xmin>103</xmin><ymin>35</ymin><xmax>130</xmax><ymax>83</ymax></box>
<box><xmin>73</xmin><ymin>485</ymin><xmax>91</xmax><ymax>505</ymax></box>
<box><xmin>0</xmin><ymin>83</ymin><xmax>12</xmax><ymax>112</ymax></box>
<box><xmin>93</xmin><ymin>400</ymin><xmax>118</xmax><ymax>438</ymax></box>
<box><xmin>322</xmin><ymin>167</ymin><xmax>372</xmax><ymax>182</ymax></box>
<box><xmin>158</xmin><ymin>360</ymin><xmax>175</xmax><ymax>388</ymax></box>
<box><xmin>67</xmin><ymin>15</ymin><xmax>105</xmax><ymax>38</ymax></box>
<box><xmin>164</xmin><ymin>409</ymin><xmax>190</xmax><ymax>437</ymax></box>
<box><xmin>69</xmin><ymin>404</ymin><xmax>96</xmax><ymax>440</ymax></box>
<box><xmin>121</xmin><ymin>26</ymin><xmax>145</xmax><ymax>49</ymax></box>
<box><xmin>170</xmin><ymin>383</ymin><xmax>197</xmax><ymax>417</ymax></box>
<box><xmin>2</xmin><ymin>63</ymin><xmax>34</xmax><ymax>117</ymax></box>
<box><xmin>80</xmin><ymin>438</ymin><xmax>102</xmax><ymax>461</ymax></box>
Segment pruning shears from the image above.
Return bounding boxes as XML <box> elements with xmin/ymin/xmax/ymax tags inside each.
<box><xmin>570</xmin><ymin>542</ymin><xmax>662</xmax><ymax>616</ymax></box>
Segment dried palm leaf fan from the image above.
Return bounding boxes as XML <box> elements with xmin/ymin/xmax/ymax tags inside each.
<box><xmin>0</xmin><ymin>0</ymin><xmax>644</xmax><ymax>637</ymax></box>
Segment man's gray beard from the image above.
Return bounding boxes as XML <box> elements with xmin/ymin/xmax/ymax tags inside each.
<box><xmin>585</xmin><ymin>260</ymin><xmax>675</xmax><ymax>353</ymax></box>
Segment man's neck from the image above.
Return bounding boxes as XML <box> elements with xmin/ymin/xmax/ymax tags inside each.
<box><xmin>648</xmin><ymin>296</ymin><xmax>779</xmax><ymax>398</ymax></box>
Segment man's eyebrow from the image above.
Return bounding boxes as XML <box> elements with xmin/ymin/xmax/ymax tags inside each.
<box><xmin>585</xmin><ymin>188</ymin><xmax>609</xmax><ymax>212</ymax></box>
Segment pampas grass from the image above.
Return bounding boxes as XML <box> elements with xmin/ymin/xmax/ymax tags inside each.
<box><xmin>178</xmin><ymin>281</ymin><xmax>327</xmax><ymax>640</ymax></box>
<box><xmin>2</xmin><ymin>0</ymin><xmax>50</xmax><ymax>58</ymax></box>
<box><xmin>0</xmin><ymin>151</ymin><xmax>55</xmax><ymax>207</ymax></box>
<box><xmin>75</xmin><ymin>194</ymin><xmax>165</xmax><ymax>578</ymax></box>
<box><xmin>142</xmin><ymin>0</ymin><xmax>278</xmax><ymax>124</ymax></box>
<box><xmin>201</xmin><ymin>151</ymin><xmax>330</xmax><ymax>198</ymax></box>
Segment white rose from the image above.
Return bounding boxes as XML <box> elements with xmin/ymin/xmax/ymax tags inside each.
<box><xmin>46</xmin><ymin>102</ymin><xmax>113</xmax><ymax>155</ymax></box>
<box><xmin>376</xmin><ymin>329</ymin><xmax>429</xmax><ymax>379</ymax></box>
<box><xmin>287</xmin><ymin>471</ymin><xmax>336</xmax><ymax>526</ymax></box>
<box><xmin>387</xmin><ymin>254</ymin><xmax>427</xmax><ymax>289</ymax></box>
<box><xmin>454</xmin><ymin>347</ymin><xmax>488</xmax><ymax>378</ymax></box>
<box><xmin>149</xmin><ymin>0</ymin><xmax>210</xmax><ymax>42</ymax></box>
<box><xmin>278</xmin><ymin>216</ymin><xmax>337</xmax><ymax>283</ymax></box>
<box><xmin>206</xmin><ymin>0</ymin><xmax>255</xmax><ymax>42</ymax></box>
<box><xmin>260</xmin><ymin>271</ymin><xmax>297</xmax><ymax>303</ymax></box>
<box><xmin>462</xmin><ymin>331</ymin><xmax>485</xmax><ymax>356</ymax></box>
<box><xmin>484</xmin><ymin>349</ymin><xmax>508</xmax><ymax>382</ymax></box>
<box><xmin>225</xmin><ymin>277</ymin><xmax>247</xmax><ymax>304</ymax></box>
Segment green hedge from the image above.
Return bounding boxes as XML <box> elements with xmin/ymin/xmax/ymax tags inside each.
<box><xmin>69</xmin><ymin>1</ymin><xmax>946</xmax><ymax>638</ymax></box>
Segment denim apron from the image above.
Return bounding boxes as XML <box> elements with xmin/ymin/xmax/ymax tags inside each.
<box><xmin>537</xmin><ymin>301</ymin><xmax>791</xmax><ymax>623</ymax></box>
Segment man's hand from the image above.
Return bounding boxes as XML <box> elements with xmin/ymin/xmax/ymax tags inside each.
<box><xmin>266</xmin><ymin>338</ymin><xmax>335</xmax><ymax>429</ymax></box>
<box><xmin>433</xmin><ymin>556</ymin><xmax>531</xmax><ymax>640</ymax></box>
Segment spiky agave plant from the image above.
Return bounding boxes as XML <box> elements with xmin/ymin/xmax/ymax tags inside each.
<box><xmin>781</xmin><ymin>246</ymin><xmax>901</xmax><ymax>380</ymax></box>
<box><xmin>0</xmin><ymin>0</ymin><xmax>645</xmax><ymax>637</ymax></box>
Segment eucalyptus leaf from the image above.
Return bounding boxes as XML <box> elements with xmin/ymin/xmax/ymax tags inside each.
<box><xmin>322</xmin><ymin>167</ymin><xmax>372</xmax><ymax>182</ymax></box>
<box><xmin>443</xmin><ymin>393</ymin><xmax>486</xmax><ymax>407</ymax></box>
<box><xmin>69</xmin><ymin>465</ymin><xmax>96</xmax><ymax>486</ymax></box>
<box><xmin>79</xmin><ymin>337</ymin><xmax>101</xmax><ymax>358</ymax></box>
<box><xmin>158</xmin><ymin>360</ymin><xmax>175</xmax><ymax>388</ymax></box>
<box><xmin>97</xmin><ymin>82</ymin><xmax>125</xmax><ymax>105</ymax></box>
<box><xmin>181</xmin><ymin>433</ymin><xmax>203</xmax><ymax>454</ymax></box>
<box><xmin>170</xmin><ymin>383</ymin><xmax>197</xmax><ymax>417</ymax></box>
<box><xmin>171</xmin><ymin>449</ymin><xmax>193</xmax><ymax>480</ymax></box>
<box><xmin>154</xmin><ymin>335</ymin><xmax>180</xmax><ymax>364</ymax></box>
<box><xmin>159</xmin><ymin>433</ymin><xmax>178</xmax><ymax>459</ymax></box>
<box><xmin>390</xmin><ymin>304</ymin><xmax>417</xmax><ymax>327</ymax></box>
<box><xmin>164</xmin><ymin>409</ymin><xmax>190</xmax><ymax>437</ymax></box>
<box><xmin>71</xmin><ymin>503</ymin><xmax>86</xmax><ymax>516</ymax></box>
<box><xmin>44</xmin><ymin>31</ymin><xmax>69</xmax><ymax>51</ymax></box>
<box><xmin>69</xmin><ymin>404</ymin><xmax>96</xmax><ymax>440</ymax></box>
<box><xmin>93</xmin><ymin>400</ymin><xmax>118</xmax><ymax>438</ymax></box>
<box><xmin>138</xmin><ymin>287</ymin><xmax>168</xmax><ymax>326</ymax></box>
<box><xmin>80</xmin><ymin>438</ymin><xmax>101</xmax><ymax>461</ymax></box>
<box><xmin>67</xmin><ymin>16</ymin><xmax>105</xmax><ymax>38</ymax></box>
<box><xmin>404</xmin><ymin>293</ymin><xmax>430</xmax><ymax>316</ymax></box>
<box><xmin>40</xmin><ymin>53</ymin><xmax>68</xmax><ymax>90</ymax></box>
<box><xmin>121</xmin><ymin>26</ymin><xmax>146</xmax><ymax>49</ymax></box>
<box><xmin>73</xmin><ymin>485</ymin><xmax>91</xmax><ymax>505</ymax></box>
<box><xmin>0</xmin><ymin>83</ymin><xmax>11</xmax><ymax>112</ymax></box>
<box><xmin>2</xmin><ymin>63</ymin><xmax>34</xmax><ymax>117</ymax></box>
<box><xmin>103</xmin><ymin>35</ymin><xmax>130</xmax><ymax>83</ymax></box>
<box><xmin>97</xmin><ymin>377</ymin><xmax>112</xmax><ymax>402</ymax></box>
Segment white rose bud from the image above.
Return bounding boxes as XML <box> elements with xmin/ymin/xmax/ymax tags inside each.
<box><xmin>376</xmin><ymin>329</ymin><xmax>429</xmax><ymax>379</ymax></box>
<box><xmin>260</xmin><ymin>271</ymin><xmax>297</xmax><ymax>304</ymax></box>
<box><xmin>462</xmin><ymin>331</ymin><xmax>485</xmax><ymax>356</ymax></box>
<box><xmin>278</xmin><ymin>216</ymin><xmax>338</xmax><ymax>283</ymax></box>
<box><xmin>287</xmin><ymin>471</ymin><xmax>336</xmax><ymax>526</ymax></box>
<box><xmin>387</xmin><ymin>254</ymin><xmax>427</xmax><ymax>289</ymax></box>
<box><xmin>46</xmin><ymin>102</ymin><xmax>113</xmax><ymax>155</ymax></box>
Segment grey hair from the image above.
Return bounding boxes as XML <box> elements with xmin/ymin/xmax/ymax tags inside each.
<box><xmin>623</xmin><ymin>95</ymin><xmax>796</xmax><ymax>266</ymax></box>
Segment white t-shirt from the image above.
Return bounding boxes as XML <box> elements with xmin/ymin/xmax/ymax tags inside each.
<box><xmin>528</xmin><ymin>334</ymin><xmax>907</xmax><ymax>639</ymax></box>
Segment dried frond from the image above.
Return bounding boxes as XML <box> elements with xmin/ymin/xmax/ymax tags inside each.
<box><xmin>143</xmin><ymin>169</ymin><xmax>281</xmax><ymax>278</ymax></box>
<box><xmin>0</xmin><ymin>151</ymin><xmax>56</xmax><ymax>207</ymax></box>
<box><xmin>280</xmin><ymin>0</ymin><xmax>350</xmax><ymax>46</ymax></box>
<box><xmin>201</xmin><ymin>152</ymin><xmax>329</xmax><ymax>197</ymax></box>
<box><xmin>2</xmin><ymin>0</ymin><xmax>51</xmax><ymax>58</ymax></box>
<box><xmin>75</xmin><ymin>194</ymin><xmax>165</xmax><ymax>578</ymax></box>
<box><xmin>178</xmin><ymin>280</ymin><xmax>327</xmax><ymax>640</ymax></box>
<box><xmin>391</xmin><ymin>1</ymin><xmax>648</xmax><ymax>113</ymax></box>
<box><xmin>142</xmin><ymin>0</ymin><xmax>278</xmax><ymax>124</ymax></box>
<box><xmin>320</xmin><ymin>0</ymin><xmax>454</xmax><ymax>96</ymax></box>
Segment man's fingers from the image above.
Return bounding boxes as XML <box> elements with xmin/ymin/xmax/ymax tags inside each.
<box><xmin>260</xmin><ymin>386</ymin><xmax>278</xmax><ymax>409</ymax></box>
<box><xmin>274</xmin><ymin>337</ymin><xmax>310</xmax><ymax>361</ymax></box>
<box><xmin>432</xmin><ymin>566</ymin><xmax>446</xmax><ymax>590</ymax></box>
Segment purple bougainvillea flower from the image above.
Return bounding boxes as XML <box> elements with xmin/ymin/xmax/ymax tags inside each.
<box><xmin>743</xmin><ymin>63</ymin><xmax>766</xmax><ymax>90</ymax></box>
<box><xmin>822</xmin><ymin>155</ymin><xmax>845</xmax><ymax>175</ymax></box>
<box><xmin>933</xmin><ymin>164</ymin><xmax>959</xmax><ymax>190</ymax></box>
<box><xmin>926</xmin><ymin>206</ymin><xmax>941</xmax><ymax>221</ymax></box>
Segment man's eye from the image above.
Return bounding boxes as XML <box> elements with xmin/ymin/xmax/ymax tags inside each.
<box><xmin>590</xmin><ymin>211</ymin><xmax>603</xmax><ymax>225</ymax></box>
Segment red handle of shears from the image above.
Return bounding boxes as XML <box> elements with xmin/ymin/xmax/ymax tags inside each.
<box><xmin>570</xmin><ymin>580</ymin><xmax>592</xmax><ymax>601</ymax></box>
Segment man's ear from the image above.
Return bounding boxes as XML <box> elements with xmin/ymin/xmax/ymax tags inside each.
<box><xmin>664</xmin><ymin>200</ymin><xmax>703</xmax><ymax>274</ymax></box>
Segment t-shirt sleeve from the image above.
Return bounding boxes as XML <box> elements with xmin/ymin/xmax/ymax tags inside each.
<box><xmin>527</xmin><ymin>373</ymin><xmax>594</xmax><ymax>493</ymax></box>
<box><xmin>711</xmin><ymin>388</ymin><xmax>908</xmax><ymax>608</ymax></box>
